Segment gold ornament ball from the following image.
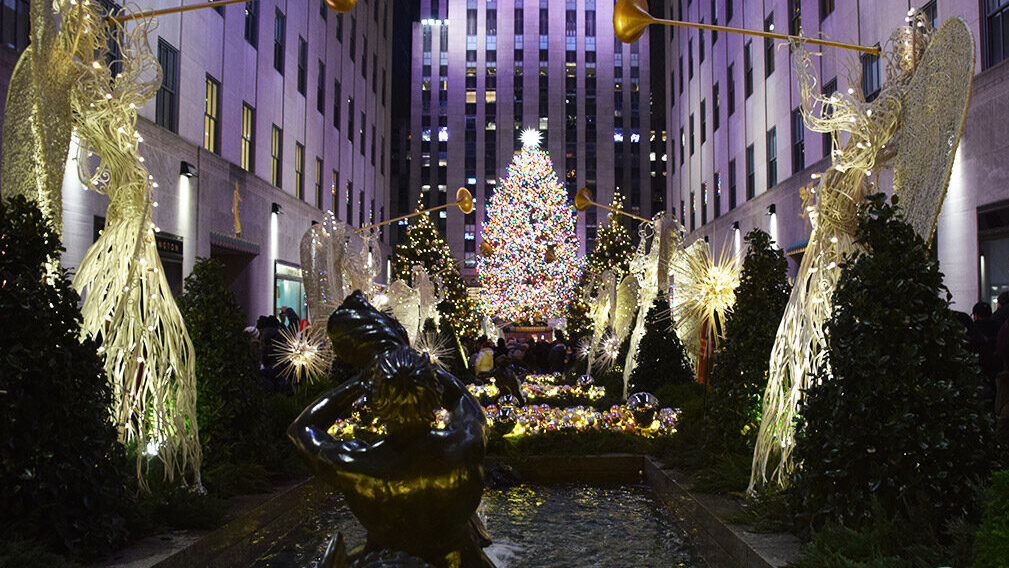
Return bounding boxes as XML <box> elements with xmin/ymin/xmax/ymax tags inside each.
<box><xmin>324</xmin><ymin>0</ymin><xmax>358</xmax><ymax>13</ymax></box>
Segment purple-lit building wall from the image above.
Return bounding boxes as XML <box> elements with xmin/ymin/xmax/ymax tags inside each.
<box><xmin>666</xmin><ymin>0</ymin><xmax>1009</xmax><ymax>312</ymax></box>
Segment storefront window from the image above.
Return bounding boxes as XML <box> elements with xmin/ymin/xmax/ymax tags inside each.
<box><xmin>274</xmin><ymin>261</ymin><xmax>307</xmax><ymax>323</ymax></box>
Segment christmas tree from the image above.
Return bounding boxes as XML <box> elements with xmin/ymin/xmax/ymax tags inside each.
<box><xmin>478</xmin><ymin>130</ymin><xmax>582</xmax><ymax>323</ymax></box>
<box><xmin>627</xmin><ymin>297</ymin><xmax>694</xmax><ymax>394</ymax></box>
<box><xmin>586</xmin><ymin>193</ymin><xmax>634</xmax><ymax>279</ymax></box>
<box><xmin>393</xmin><ymin>211</ymin><xmax>480</xmax><ymax>339</ymax></box>
<box><xmin>708</xmin><ymin>229</ymin><xmax>790</xmax><ymax>454</ymax></box>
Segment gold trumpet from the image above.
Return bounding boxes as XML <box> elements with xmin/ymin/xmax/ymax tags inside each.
<box><xmin>574</xmin><ymin>187</ymin><xmax>652</xmax><ymax>224</ymax></box>
<box><xmin>356</xmin><ymin>187</ymin><xmax>474</xmax><ymax>233</ymax></box>
<box><xmin>613</xmin><ymin>0</ymin><xmax>880</xmax><ymax>55</ymax></box>
<box><xmin>107</xmin><ymin>0</ymin><xmax>358</xmax><ymax>26</ymax></box>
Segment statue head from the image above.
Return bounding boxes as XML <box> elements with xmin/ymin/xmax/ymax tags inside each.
<box><xmin>364</xmin><ymin>345</ymin><xmax>444</xmax><ymax>434</ymax></box>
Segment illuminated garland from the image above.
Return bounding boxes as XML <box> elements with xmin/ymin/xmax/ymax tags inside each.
<box><xmin>478</xmin><ymin>145</ymin><xmax>583</xmax><ymax>323</ymax></box>
<box><xmin>325</xmin><ymin>403</ymin><xmax>678</xmax><ymax>439</ymax></box>
<box><xmin>466</xmin><ymin>374</ymin><xmax>606</xmax><ymax>403</ymax></box>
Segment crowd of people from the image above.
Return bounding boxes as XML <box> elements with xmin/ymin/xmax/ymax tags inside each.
<box><xmin>466</xmin><ymin>332</ymin><xmax>573</xmax><ymax>377</ymax></box>
<box><xmin>959</xmin><ymin>292</ymin><xmax>1009</xmax><ymax>443</ymax></box>
<box><xmin>243</xmin><ymin>306</ymin><xmax>303</xmax><ymax>394</ymax></box>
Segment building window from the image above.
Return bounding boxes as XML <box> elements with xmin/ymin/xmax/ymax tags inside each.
<box><xmin>679</xmin><ymin>127</ymin><xmax>685</xmax><ymax>165</ymax></box>
<box><xmin>349</xmin><ymin>17</ymin><xmax>357</xmax><ymax>59</ymax></box>
<box><xmin>317</xmin><ymin>60</ymin><xmax>325</xmax><ymax>113</ymax></box>
<box><xmin>297</xmin><ymin>37</ymin><xmax>307</xmax><ymax>94</ymax></box>
<box><xmin>744</xmin><ymin>41</ymin><xmax>753</xmax><ymax>97</ymax></box>
<box><xmin>243</xmin><ymin>1</ymin><xmax>259</xmax><ymax>47</ymax></box>
<box><xmin>688</xmin><ymin>38</ymin><xmax>694</xmax><ymax>79</ymax></box>
<box><xmin>764</xmin><ymin>15</ymin><xmax>775</xmax><ymax>77</ymax></box>
<box><xmin>861</xmin><ymin>49</ymin><xmax>881</xmax><ymax>101</ymax></box>
<box><xmin>203</xmin><ymin>75</ymin><xmax>221</xmax><ymax>153</ymax></box>
<box><xmin>155</xmin><ymin>39</ymin><xmax>179</xmax><ymax>133</ymax></box>
<box><xmin>791</xmin><ymin>107</ymin><xmax>805</xmax><ymax>173</ymax></box>
<box><xmin>728</xmin><ymin>159</ymin><xmax>737</xmax><ymax>209</ymax></box>
<box><xmin>766</xmin><ymin>127</ymin><xmax>777</xmax><ymax>188</ymax></box>
<box><xmin>690</xmin><ymin>190</ymin><xmax>696</xmax><ymax>230</ymax></box>
<box><xmin>822</xmin><ymin>78</ymin><xmax>837</xmax><ymax>157</ymax></box>
<box><xmin>348</xmin><ymin>97</ymin><xmax>354</xmax><ymax>142</ymax></box>
<box><xmin>701</xmin><ymin>182</ymin><xmax>708</xmax><ymax>225</ymax></box>
<box><xmin>689</xmin><ymin>114</ymin><xmax>695</xmax><ymax>155</ymax></box>
<box><xmin>333</xmin><ymin>80</ymin><xmax>342</xmax><ymax>129</ymax></box>
<box><xmin>678</xmin><ymin>56</ymin><xmax>684</xmax><ymax>93</ymax></box>
<box><xmin>700</xmin><ymin>100</ymin><xmax>706</xmax><ymax>144</ymax></box>
<box><xmin>726</xmin><ymin>0</ymin><xmax>734</xmax><ymax>22</ymax></box>
<box><xmin>359</xmin><ymin>110</ymin><xmax>366</xmax><ymax>153</ymax></box>
<box><xmin>820</xmin><ymin>0</ymin><xmax>834</xmax><ymax>22</ymax></box>
<box><xmin>727</xmin><ymin>63</ymin><xmax>735</xmax><ymax>115</ymax></box>
<box><xmin>987</xmin><ymin>0</ymin><xmax>1009</xmax><ymax>68</ymax></box>
<box><xmin>241</xmin><ymin>103</ymin><xmax>255</xmax><ymax>172</ymax></box>
<box><xmin>346</xmin><ymin>181</ymin><xmax>353</xmax><ymax>224</ymax></box>
<box><xmin>273</xmin><ymin>9</ymin><xmax>285</xmax><ymax>74</ymax></box>
<box><xmin>714</xmin><ymin>172</ymin><xmax>721</xmax><ymax>218</ymax></box>
<box><xmin>745</xmin><ymin>144</ymin><xmax>755</xmax><ymax>199</ymax></box>
<box><xmin>922</xmin><ymin>1</ymin><xmax>937</xmax><ymax>29</ymax></box>
<box><xmin>315</xmin><ymin>157</ymin><xmax>324</xmax><ymax>209</ymax></box>
<box><xmin>788</xmin><ymin>0</ymin><xmax>801</xmax><ymax>35</ymax></box>
<box><xmin>699</xmin><ymin>22</ymin><xmax>705</xmax><ymax>62</ymax></box>
<box><xmin>713</xmin><ymin>82</ymin><xmax>720</xmax><ymax>131</ymax></box>
<box><xmin>271</xmin><ymin>125</ymin><xmax>282</xmax><ymax>187</ymax></box>
<box><xmin>295</xmin><ymin>142</ymin><xmax>305</xmax><ymax>200</ymax></box>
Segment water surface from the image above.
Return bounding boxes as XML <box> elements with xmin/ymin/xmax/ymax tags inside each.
<box><xmin>252</xmin><ymin>484</ymin><xmax>699</xmax><ymax>568</ymax></box>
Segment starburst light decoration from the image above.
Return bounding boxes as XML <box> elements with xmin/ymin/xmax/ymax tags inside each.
<box><xmin>414</xmin><ymin>330</ymin><xmax>452</xmax><ymax>370</ymax></box>
<box><xmin>669</xmin><ymin>239</ymin><xmax>741</xmax><ymax>364</ymax></box>
<box><xmin>519</xmin><ymin>128</ymin><xmax>543</xmax><ymax>149</ymax></box>
<box><xmin>478</xmin><ymin>145</ymin><xmax>582</xmax><ymax>322</ymax></box>
<box><xmin>276</xmin><ymin>326</ymin><xmax>333</xmax><ymax>384</ymax></box>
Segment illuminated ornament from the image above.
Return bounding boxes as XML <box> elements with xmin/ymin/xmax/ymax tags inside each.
<box><xmin>577</xmin><ymin>375</ymin><xmax>594</xmax><ymax>387</ymax></box>
<box><xmin>477</xmin><ymin>146</ymin><xmax>583</xmax><ymax>322</ymax></box>
<box><xmin>626</xmin><ymin>392</ymin><xmax>660</xmax><ymax>427</ymax></box>
<box><xmin>669</xmin><ymin>239</ymin><xmax>740</xmax><ymax>364</ymax></box>
<box><xmin>276</xmin><ymin>326</ymin><xmax>333</xmax><ymax>384</ymax></box>
<box><xmin>498</xmin><ymin>394</ymin><xmax>520</xmax><ymax>408</ymax></box>
<box><xmin>519</xmin><ymin>127</ymin><xmax>543</xmax><ymax>149</ymax></box>
<box><xmin>415</xmin><ymin>330</ymin><xmax>452</xmax><ymax>370</ymax></box>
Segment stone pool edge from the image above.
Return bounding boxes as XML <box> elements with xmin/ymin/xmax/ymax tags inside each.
<box><xmin>140</xmin><ymin>454</ymin><xmax>800</xmax><ymax>568</ymax></box>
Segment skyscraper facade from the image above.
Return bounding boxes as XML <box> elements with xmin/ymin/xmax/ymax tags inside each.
<box><xmin>404</xmin><ymin>0</ymin><xmax>667</xmax><ymax>281</ymax></box>
<box><xmin>666</xmin><ymin>0</ymin><xmax>1009</xmax><ymax>312</ymax></box>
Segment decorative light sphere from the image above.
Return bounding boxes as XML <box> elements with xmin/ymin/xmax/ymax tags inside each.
<box><xmin>494</xmin><ymin>406</ymin><xmax>518</xmax><ymax>435</ymax></box>
<box><xmin>627</xmin><ymin>392</ymin><xmax>660</xmax><ymax>426</ymax></box>
<box><xmin>577</xmin><ymin>375</ymin><xmax>595</xmax><ymax>387</ymax></box>
<box><xmin>498</xmin><ymin>393</ymin><xmax>520</xmax><ymax>408</ymax></box>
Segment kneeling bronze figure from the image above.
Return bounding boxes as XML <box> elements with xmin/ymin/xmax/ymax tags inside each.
<box><xmin>288</xmin><ymin>291</ymin><xmax>494</xmax><ymax>568</ymax></box>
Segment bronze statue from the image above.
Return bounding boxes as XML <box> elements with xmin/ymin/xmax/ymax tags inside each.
<box><xmin>288</xmin><ymin>291</ymin><xmax>494</xmax><ymax>568</ymax></box>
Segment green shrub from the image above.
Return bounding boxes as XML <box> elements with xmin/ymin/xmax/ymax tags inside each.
<box><xmin>628</xmin><ymin>297</ymin><xmax>694</xmax><ymax>394</ymax></box>
<box><xmin>709</xmin><ymin>229</ymin><xmax>790</xmax><ymax>455</ymax></box>
<box><xmin>793</xmin><ymin>194</ymin><xmax>997</xmax><ymax>535</ymax></box>
<box><xmin>0</xmin><ymin>196</ymin><xmax>132</xmax><ymax>558</ymax></box>
<box><xmin>0</xmin><ymin>539</ymin><xmax>75</xmax><ymax>568</ymax></box>
<box><xmin>790</xmin><ymin>508</ymin><xmax>944</xmax><ymax>568</ymax></box>
<box><xmin>973</xmin><ymin>469</ymin><xmax>1009</xmax><ymax>568</ymax></box>
<box><xmin>177</xmin><ymin>258</ymin><xmax>275</xmax><ymax>495</ymax></box>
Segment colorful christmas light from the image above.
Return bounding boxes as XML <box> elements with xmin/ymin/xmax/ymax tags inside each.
<box><xmin>478</xmin><ymin>144</ymin><xmax>583</xmax><ymax>323</ymax></box>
